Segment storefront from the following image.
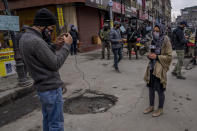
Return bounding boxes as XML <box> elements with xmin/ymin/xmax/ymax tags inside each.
<box><xmin>113</xmin><ymin>1</ymin><xmax>125</xmax><ymax>22</ymax></box>
<box><xmin>75</xmin><ymin>0</ymin><xmax>111</xmax><ymax>52</ymax></box>
<box><xmin>16</xmin><ymin>6</ymin><xmax>58</xmax><ymax>41</ymax></box>
<box><xmin>63</xmin><ymin>4</ymin><xmax>78</xmax><ymax>32</ymax></box>
<box><xmin>77</xmin><ymin>5</ymin><xmax>100</xmax><ymax>52</ymax></box>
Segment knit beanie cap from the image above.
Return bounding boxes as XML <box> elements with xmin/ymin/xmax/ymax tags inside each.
<box><xmin>33</xmin><ymin>8</ymin><xmax>57</xmax><ymax>26</ymax></box>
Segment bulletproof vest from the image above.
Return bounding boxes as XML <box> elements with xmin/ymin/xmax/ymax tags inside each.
<box><xmin>100</xmin><ymin>29</ymin><xmax>110</xmax><ymax>41</ymax></box>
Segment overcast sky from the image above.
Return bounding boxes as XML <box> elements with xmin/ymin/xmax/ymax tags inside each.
<box><xmin>171</xmin><ymin>0</ymin><xmax>197</xmax><ymax>19</ymax></box>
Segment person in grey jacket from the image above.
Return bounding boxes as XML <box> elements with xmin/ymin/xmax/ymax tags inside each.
<box><xmin>110</xmin><ymin>21</ymin><xmax>123</xmax><ymax>72</ymax></box>
<box><xmin>19</xmin><ymin>8</ymin><xmax>73</xmax><ymax>131</ymax></box>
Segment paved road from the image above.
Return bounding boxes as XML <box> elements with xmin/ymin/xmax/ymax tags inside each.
<box><xmin>0</xmin><ymin>50</ymin><xmax>196</xmax><ymax>131</ymax></box>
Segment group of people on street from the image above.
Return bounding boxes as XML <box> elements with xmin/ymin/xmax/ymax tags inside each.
<box><xmin>16</xmin><ymin>7</ymin><xmax>197</xmax><ymax>131</ymax></box>
<box><xmin>99</xmin><ymin>21</ymin><xmax>149</xmax><ymax>72</ymax></box>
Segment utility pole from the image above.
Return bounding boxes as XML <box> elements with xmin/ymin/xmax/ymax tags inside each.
<box><xmin>1</xmin><ymin>0</ymin><xmax>32</xmax><ymax>87</ymax></box>
<box><xmin>121</xmin><ymin>0</ymin><xmax>123</xmax><ymax>24</ymax></box>
<box><xmin>109</xmin><ymin>0</ymin><xmax>114</xmax><ymax>29</ymax></box>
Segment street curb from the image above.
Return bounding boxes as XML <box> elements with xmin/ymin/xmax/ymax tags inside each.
<box><xmin>0</xmin><ymin>85</ymin><xmax>35</xmax><ymax>107</ymax></box>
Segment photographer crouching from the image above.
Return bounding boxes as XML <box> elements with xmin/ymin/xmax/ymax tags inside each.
<box><xmin>144</xmin><ymin>24</ymin><xmax>172</xmax><ymax>117</ymax></box>
<box><xmin>19</xmin><ymin>8</ymin><xmax>73</xmax><ymax>131</ymax></box>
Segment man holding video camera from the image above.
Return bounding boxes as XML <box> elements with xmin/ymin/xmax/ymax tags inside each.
<box><xmin>19</xmin><ymin>8</ymin><xmax>73</xmax><ymax>131</ymax></box>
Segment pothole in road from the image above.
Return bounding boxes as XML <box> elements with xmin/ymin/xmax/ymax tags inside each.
<box><xmin>64</xmin><ymin>90</ymin><xmax>118</xmax><ymax>114</ymax></box>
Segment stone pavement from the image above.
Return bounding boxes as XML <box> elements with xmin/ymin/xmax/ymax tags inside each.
<box><xmin>0</xmin><ymin>49</ymin><xmax>197</xmax><ymax>131</ymax></box>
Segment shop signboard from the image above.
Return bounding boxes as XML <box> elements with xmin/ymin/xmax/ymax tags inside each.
<box><xmin>0</xmin><ymin>48</ymin><xmax>16</xmax><ymax>77</ymax></box>
<box><xmin>0</xmin><ymin>15</ymin><xmax>19</xmax><ymax>31</ymax></box>
<box><xmin>57</xmin><ymin>7</ymin><xmax>64</xmax><ymax>27</ymax></box>
<box><xmin>131</xmin><ymin>7</ymin><xmax>137</xmax><ymax>17</ymax></box>
<box><xmin>139</xmin><ymin>10</ymin><xmax>148</xmax><ymax>20</ymax></box>
<box><xmin>86</xmin><ymin>0</ymin><xmax>110</xmax><ymax>10</ymax></box>
<box><xmin>137</xmin><ymin>0</ymin><xmax>142</xmax><ymax>6</ymax></box>
<box><xmin>112</xmin><ymin>2</ymin><xmax>125</xmax><ymax>14</ymax></box>
<box><xmin>125</xmin><ymin>5</ymin><xmax>132</xmax><ymax>18</ymax></box>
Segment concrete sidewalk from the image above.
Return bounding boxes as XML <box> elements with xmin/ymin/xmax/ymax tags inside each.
<box><xmin>0</xmin><ymin>75</ymin><xmax>33</xmax><ymax>106</ymax></box>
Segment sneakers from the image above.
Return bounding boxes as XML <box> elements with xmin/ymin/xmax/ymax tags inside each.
<box><xmin>171</xmin><ymin>72</ymin><xmax>177</xmax><ymax>76</ymax></box>
<box><xmin>172</xmin><ymin>72</ymin><xmax>186</xmax><ymax>80</ymax></box>
<box><xmin>152</xmin><ymin>108</ymin><xmax>163</xmax><ymax>117</ymax></box>
<box><xmin>176</xmin><ymin>75</ymin><xmax>186</xmax><ymax>80</ymax></box>
<box><xmin>143</xmin><ymin>106</ymin><xmax>154</xmax><ymax>114</ymax></box>
<box><xmin>115</xmin><ymin>68</ymin><xmax>121</xmax><ymax>73</ymax></box>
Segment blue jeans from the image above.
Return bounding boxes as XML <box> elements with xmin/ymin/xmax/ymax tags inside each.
<box><xmin>112</xmin><ymin>48</ymin><xmax>122</xmax><ymax>69</ymax></box>
<box><xmin>38</xmin><ymin>88</ymin><xmax>64</xmax><ymax>131</ymax></box>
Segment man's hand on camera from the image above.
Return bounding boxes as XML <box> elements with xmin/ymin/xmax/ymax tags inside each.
<box><xmin>55</xmin><ymin>36</ymin><xmax>64</xmax><ymax>50</ymax></box>
<box><xmin>63</xmin><ymin>33</ymin><xmax>73</xmax><ymax>45</ymax></box>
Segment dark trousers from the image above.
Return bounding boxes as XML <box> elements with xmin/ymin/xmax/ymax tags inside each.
<box><xmin>70</xmin><ymin>41</ymin><xmax>77</xmax><ymax>55</ymax></box>
<box><xmin>112</xmin><ymin>48</ymin><xmax>122</xmax><ymax>69</ymax></box>
<box><xmin>128</xmin><ymin>42</ymin><xmax>138</xmax><ymax>59</ymax></box>
<box><xmin>149</xmin><ymin>72</ymin><xmax>165</xmax><ymax>108</ymax></box>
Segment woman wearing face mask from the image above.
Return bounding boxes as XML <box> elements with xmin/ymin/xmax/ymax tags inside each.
<box><xmin>144</xmin><ymin>24</ymin><xmax>172</xmax><ymax>117</ymax></box>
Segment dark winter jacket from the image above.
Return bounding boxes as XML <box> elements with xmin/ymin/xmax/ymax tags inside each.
<box><xmin>110</xmin><ymin>28</ymin><xmax>122</xmax><ymax>49</ymax></box>
<box><xmin>69</xmin><ymin>29</ymin><xmax>78</xmax><ymax>42</ymax></box>
<box><xmin>19</xmin><ymin>27</ymin><xmax>70</xmax><ymax>92</ymax></box>
<box><xmin>126</xmin><ymin>27</ymin><xmax>138</xmax><ymax>43</ymax></box>
<box><xmin>173</xmin><ymin>26</ymin><xmax>188</xmax><ymax>50</ymax></box>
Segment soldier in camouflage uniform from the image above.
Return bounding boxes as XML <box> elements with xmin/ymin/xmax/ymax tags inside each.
<box><xmin>99</xmin><ymin>24</ymin><xmax>111</xmax><ymax>60</ymax></box>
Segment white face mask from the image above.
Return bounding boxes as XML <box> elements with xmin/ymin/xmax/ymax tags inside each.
<box><xmin>153</xmin><ymin>32</ymin><xmax>160</xmax><ymax>40</ymax></box>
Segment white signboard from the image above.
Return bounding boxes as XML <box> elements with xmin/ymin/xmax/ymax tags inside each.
<box><xmin>137</xmin><ymin>0</ymin><xmax>142</xmax><ymax>6</ymax></box>
<box><xmin>0</xmin><ymin>15</ymin><xmax>20</xmax><ymax>31</ymax></box>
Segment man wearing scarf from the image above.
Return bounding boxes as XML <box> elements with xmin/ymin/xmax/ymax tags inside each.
<box><xmin>144</xmin><ymin>24</ymin><xmax>172</xmax><ymax>117</ymax></box>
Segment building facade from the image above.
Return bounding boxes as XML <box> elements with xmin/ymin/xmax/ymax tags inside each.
<box><xmin>0</xmin><ymin>0</ymin><xmax>172</xmax><ymax>52</ymax></box>
<box><xmin>179</xmin><ymin>6</ymin><xmax>197</xmax><ymax>29</ymax></box>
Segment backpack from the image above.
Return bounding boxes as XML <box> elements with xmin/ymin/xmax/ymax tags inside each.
<box><xmin>171</xmin><ymin>29</ymin><xmax>178</xmax><ymax>50</ymax></box>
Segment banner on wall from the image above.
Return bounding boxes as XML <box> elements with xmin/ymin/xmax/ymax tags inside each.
<box><xmin>57</xmin><ymin>7</ymin><xmax>65</xmax><ymax>27</ymax></box>
<box><xmin>0</xmin><ymin>48</ymin><xmax>16</xmax><ymax>77</ymax></box>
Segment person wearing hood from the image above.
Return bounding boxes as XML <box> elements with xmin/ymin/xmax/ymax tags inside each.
<box><xmin>69</xmin><ymin>25</ymin><xmax>79</xmax><ymax>55</ymax></box>
<box><xmin>19</xmin><ymin>8</ymin><xmax>73</xmax><ymax>131</ymax></box>
<box><xmin>172</xmin><ymin>21</ymin><xmax>188</xmax><ymax>79</ymax></box>
<box><xmin>144</xmin><ymin>24</ymin><xmax>172</xmax><ymax>117</ymax></box>
<box><xmin>110</xmin><ymin>21</ymin><xmax>123</xmax><ymax>73</ymax></box>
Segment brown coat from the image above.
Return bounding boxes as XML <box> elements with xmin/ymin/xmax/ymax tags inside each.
<box><xmin>144</xmin><ymin>36</ymin><xmax>172</xmax><ymax>89</ymax></box>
